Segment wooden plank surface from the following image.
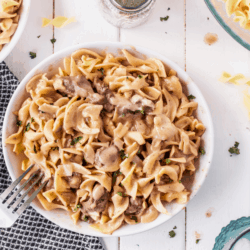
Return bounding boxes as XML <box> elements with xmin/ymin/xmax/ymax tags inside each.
<box><xmin>119</xmin><ymin>0</ymin><xmax>186</xmax><ymax>249</ymax></box>
<box><xmin>186</xmin><ymin>0</ymin><xmax>250</xmax><ymax>249</ymax></box>
<box><xmin>54</xmin><ymin>1</ymin><xmax>119</xmax><ymax>249</ymax></box>
<box><xmin>5</xmin><ymin>0</ymin><xmax>53</xmax><ymax>80</ymax></box>
<box><xmin>4</xmin><ymin>0</ymin><xmax>250</xmax><ymax>249</ymax></box>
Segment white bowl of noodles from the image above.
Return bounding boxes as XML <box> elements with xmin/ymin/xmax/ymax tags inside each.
<box><xmin>2</xmin><ymin>42</ymin><xmax>214</xmax><ymax>237</ymax></box>
<box><xmin>0</xmin><ymin>0</ymin><xmax>31</xmax><ymax>62</ymax></box>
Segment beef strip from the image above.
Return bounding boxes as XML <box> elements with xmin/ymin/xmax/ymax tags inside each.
<box><xmin>125</xmin><ymin>197</ymin><xmax>143</xmax><ymax>215</ymax></box>
<box><xmin>92</xmin><ymin>77</ymin><xmax>115</xmax><ymax>112</ymax></box>
<box><xmin>54</xmin><ymin>76</ymin><xmax>94</xmax><ymax>98</ymax></box>
<box><xmin>158</xmin><ymin>174</ymin><xmax>171</xmax><ymax>185</ymax></box>
<box><xmin>63</xmin><ymin>172</ymin><xmax>82</xmax><ymax>189</ymax></box>
<box><xmin>81</xmin><ymin>185</ymin><xmax>109</xmax><ymax>213</ymax></box>
<box><xmin>95</xmin><ymin>145</ymin><xmax>119</xmax><ymax>168</ymax></box>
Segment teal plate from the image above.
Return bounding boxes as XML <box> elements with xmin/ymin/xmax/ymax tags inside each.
<box><xmin>204</xmin><ymin>0</ymin><xmax>250</xmax><ymax>51</ymax></box>
<box><xmin>213</xmin><ymin>217</ymin><xmax>250</xmax><ymax>250</ymax></box>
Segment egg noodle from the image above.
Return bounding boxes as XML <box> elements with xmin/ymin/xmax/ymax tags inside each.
<box><xmin>224</xmin><ymin>0</ymin><xmax>250</xmax><ymax>30</ymax></box>
<box><xmin>6</xmin><ymin>48</ymin><xmax>205</xmax><ymax>234</ymax></box>
<box><xmin>0</xmin><ymin>0</ymin><xmax>22</xmax><ymax>51</ymax></box>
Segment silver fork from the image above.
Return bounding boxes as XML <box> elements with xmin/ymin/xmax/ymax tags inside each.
<box><xmin>0</xmin><ymin>165</ymin><xmax>48</xmax><ymax>227</ymax></box>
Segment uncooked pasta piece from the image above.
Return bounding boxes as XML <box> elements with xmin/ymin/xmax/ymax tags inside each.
<box><xmin>42</xmin><ymin>16</ymin><xmax>76</xmax><ymax>28</ymax></box>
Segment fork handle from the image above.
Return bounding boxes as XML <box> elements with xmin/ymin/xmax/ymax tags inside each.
<box><xmin>0</xmin><ymin>198</ymin><xmax>19</xmax><ymax>227</ymax></box>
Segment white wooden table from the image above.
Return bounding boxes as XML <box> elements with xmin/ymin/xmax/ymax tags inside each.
<box><xmin>5</xmin><ymin>0</ymin><xmax>250</xmax><ymax>249</ymax></box>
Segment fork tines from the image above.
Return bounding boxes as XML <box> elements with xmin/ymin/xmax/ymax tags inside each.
<box><xmin>0</xmin><ymin>165</ymin><xmax>48</xmax><ymax>215</ymax></box>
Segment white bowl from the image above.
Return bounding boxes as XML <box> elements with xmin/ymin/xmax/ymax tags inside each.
<box><xmin>2</xmin><ymin>42</ymin><xmax>214</xmax><ymax>237</ymax></box>
<box><xmin>0</xmin><ymin>0</ymin><xmax>31</xmax><ymax>62</ymax></box>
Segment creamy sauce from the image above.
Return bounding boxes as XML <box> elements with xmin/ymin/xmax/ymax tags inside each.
<box><xmin>205</xmin><ymin>207</ymin><xmax>214</xmax><ymax>218</ymax></box>
<box><xmin>204</xmin><ymin>33</ymin><xmax>218</xmax><ymax>46</ymax></box>
<box><xmin>195</xmin><ymin>231</ymin><xmax>201</xmax><ymax>239</ymax></box>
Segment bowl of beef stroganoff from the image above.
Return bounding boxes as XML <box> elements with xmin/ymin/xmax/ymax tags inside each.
<box><xmin>2</xmin><ymin>42</ymin><xmax>214</xmax><ymax>236</ymax></box>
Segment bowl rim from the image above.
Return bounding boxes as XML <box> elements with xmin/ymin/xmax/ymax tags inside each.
<box><xmin>2</xmin><ymin>41</ymin><xmax>214</xmax><ymax>237</ymax></box>
<box><xmin>204</xmin><ymin>0</ymin><xmax>250</xmax><ymax>51</ymax></box>
<box><xmin>0</xmin><ymin>0</ymin><xmax>31</xmax><ymax>62</ymax></box>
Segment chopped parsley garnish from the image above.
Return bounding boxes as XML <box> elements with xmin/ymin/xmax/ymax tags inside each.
<box><xmin>117</xmin><ymin>192</ymin><xmax>123</xmax><ymax>197</ymax></box>
<box><xmin>37</xmin><ymin>35</ymin><xmax>41</xmax><ymax>38</ymax></box>
<box><xmin>70</xmin><ymin>136</ymin><xmax>83</xmax><ymax>145</ymax></box>
<box><xmin>179</xmin><ymin>180</ymin><xmax>182</xmax><ymax>183</ymax></box>
<box><xmin>229</xmin><ymin>141</ymin><xmax>240</xmax><ymax>155</ymax></box>
<box><xmin>166</xmin><ymin>159</ymin><xmax>171</xmax><ymax>164</ymax></box>
<box><xmin>121</xmin><ymin>113</ymin><xmax>125</xmax><ymax>117</ymax></box>
<box><xmin>112</xmin><ymin>170</ymin><xmax>122</xmax><ymax>184</ymax></box>
<box><xmin>137</xmin><ymin>150</ymin><xmax>141</xmax><ymax>154</ymax></box>
<box><xmin>74</xmin><ymin>204</ymin><xmax>81</xmax><ymax>212</ymax></box>
<box><xmin>50</xmin><ymin>38</ymin><xmax>56</xmax><ymax>44</ymax></box>
<box><xmin>138</xmin><ymin>75</ymin><xmax>143</xmax><ymax>79</ymax></box>
<box><xmin>16</xmin><ymin>120</ymin><xmax>22</xmax><ymax>127</ymax></box>
<box><xmin>169</xmin><ymin>230</ymin><xmax>176</xmax><ymax>238</ymax></box>
<box><xmin>31</xmin><ymin>117</ymin><xmax>34</xmax><ymax>123</ymax></box>
<box><xmin>196</xmin><ymin>239</ymin><xmax>200</xmax><ymax>244</ymax></box>
<box><xmin>160</xmin><ymin>16</ymin><xmax>169</xmax><ymax>22</ymax></box>
<box><xmin>140</xmin><ymin>108</ymin><xmax>145</xmax><ymax>115</ymax></box>
<box><xmin>29</xmin><ymin>52</ymin><xmax>36</xmax><ymax>59</ymax></box>
<box><xmin>188</xmin><ymin>94</ymin><xmax>196</xmax><ymax>100</ymax></box>
<box><xmin>98</xmin><ymin>68</ymin><xmax>104</xmax><ymax>75</ymax></box>
<box><xmin>173</xmin><ymin>226</ymin><xmax>177</xmax><ymax>229</ymax></box>
<box><xmin>132</xmin><ymin>162</ymin><xmax>136</xmax><ymax>164</ymax></box>
<box><xmin>24</xmin><ymin>123</ymin><xmax>30</xmax><ymax>133</ymax></box>
<box><xmin>120</xmin><ymin>149</ymin><xmax>128</xmax><ymax>160</ymax></box>
<box><xmin>131</xmin><ymin>216</ymin><xmax>138</xmax><ymax>223</ymax></box>
<box><xmin>83</xmin><ymin>215</ymin><xmax>88</xmax><ymax>222</ymax></box>
<box><xmin>33</xmin><ymin>145</ymin><xmax>37</xmax><ymax>154</ymax></box>
<box><xmin>199</xmin><ymin>147</ymin><xmax>205</xmax><ymax>155</ymax></box>
<box><xmin>52</xmin><ymin>147</ymin><xmax>59</xmax><ymax>151</ymax></box>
